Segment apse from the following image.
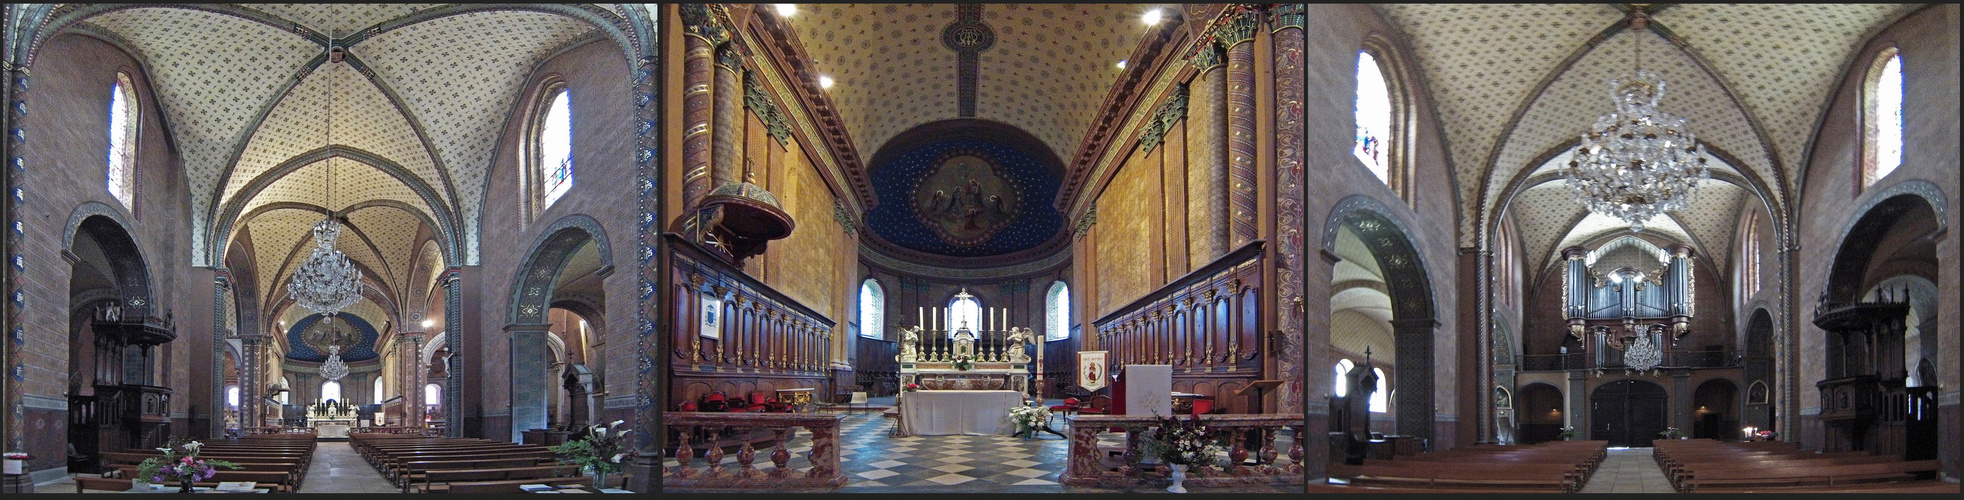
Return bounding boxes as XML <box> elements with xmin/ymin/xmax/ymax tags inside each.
<box><xmin>861</xmin><ymin>120</ymin><xmax>1068</xmax><ymax>259</ymax></box>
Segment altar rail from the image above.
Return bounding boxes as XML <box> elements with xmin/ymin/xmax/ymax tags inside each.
<box><xmin>239</xmin><ymin>426</ymin><xmax>319</xmax><ymax>436</ymax></box>
<box><xmin>667</xmin><ymin>234</ymin><xmax>836</xmax><ymax>408</ymax></box>
<box><xmin>1062</xmin><ymin>414</ymin><xmax>1305</xmax><ymax>487</ymax></box>
<box><xmin>661</xmin><ymin>412</ymin><xmax>847</xmax><ymax>489</ymax></box>
<box><xmin>351</xmin><ymin>426</ymin><xmax>440</xmax><ymax>436</ymax></box>
<box><xmin>1092</xmin><ymin>241</ymin><xmax>1265</xmax><ymax>412</ymax></box>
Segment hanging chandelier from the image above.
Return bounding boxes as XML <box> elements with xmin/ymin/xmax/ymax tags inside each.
<box><xmin>288</xmin><ymin>35</ymin><xmax>362</xmax><ymax>320</ymax></box>
<box><xmin>1563</xmin><ymin>11</ymin><xmax>1708</xmax><ymax>233</ymax></box>
<box><xmin>320</xmin><ymin>344</ymin><xmax>350</xmax><ymax>382</ymax></box>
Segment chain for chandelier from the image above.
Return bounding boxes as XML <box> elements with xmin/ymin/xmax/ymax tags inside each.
<box><xmin>1562</xmin><ymin>12</ymin><xmax>1709</xmax><ymax>233</ymax></box>
<box><xmin>288</xmin><ymin>31</ymin><xmax>362</xmax><ymax>323</ymax></box>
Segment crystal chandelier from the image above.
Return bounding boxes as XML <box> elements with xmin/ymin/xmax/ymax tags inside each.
<box><xmin>1563</xmin><ymin>13</ymin><xmax>1708</xmax><ymax>233</ymax></box>
<box><xmin>288</xmin><ymin>35</ymin><xmax>362</xmax><ymax>320</ymax></box>
<box><xmin>320</xmin><ymin>344</ymin><xmax>349</xmax><ymax>382</ymax></box>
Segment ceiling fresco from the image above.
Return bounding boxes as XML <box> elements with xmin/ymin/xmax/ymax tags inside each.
<box><xmin>283</xmin><ymin>312</ymin><xmax>381</xmax><ymax>363</ymax></box>
<box><xmin>863</xmin><ymin>136</ymin><xmax>1065</xmax><ymax>258</ymax></box>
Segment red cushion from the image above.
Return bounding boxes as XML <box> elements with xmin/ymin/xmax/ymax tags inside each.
<box><xmin>1049</xmin><ymin>405</ymin><xmax>1074</xmax><ymax>411</ymax></box>
<box><xmin>1191</xmin><ymin>399</ymin><xmax>1214</xmax><ymax>415</ymax></box>
<box><xmin>679</xmin><ymin>401</ymin><xmax>698</xmax><ymax>411</ymax></box>
<box><xmin>1064</xmin><ymin>398</ymin><xmax>1080</xmax><ymax>406</ymax></box>
<box><xmin>706</xmin><ymin>393</ymin><xmax>727</xmax><ymax>402</ymax></box>
<box><xmin>751</xmin><ymin>393</ymin><xmax>767</xmax><ymax>404</ymax></box>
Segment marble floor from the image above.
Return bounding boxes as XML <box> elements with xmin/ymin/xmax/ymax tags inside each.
<box><xmin>664</xmin><ymin>400</ymin><xmax>1304</xmax><ymax>494</ymax></box>
<box><xmin>1575</xmin><ymin>447</ymin><xmax>1676</xmax><ymax>494</ymax></box>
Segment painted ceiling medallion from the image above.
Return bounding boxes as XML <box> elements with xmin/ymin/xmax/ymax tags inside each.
<box><xmin>911</xmin><ymin>155</ymin><xmax>1020</xmax><ymax>247</ymax></box>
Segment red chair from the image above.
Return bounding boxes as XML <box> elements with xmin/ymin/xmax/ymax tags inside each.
<box><xmin>1190</xmin><ymin>398</ymin><xmax>1214</xmax><ymax>416</ymax></box>
<box><xmin>744</xmin><ymin>393</ymin><xmax>771</xmax><ymax>412</ymax></box>
<box><xmin>702</xmin><ymin>392</ymin><xmax>730</xmax><ymax>412</ymax></box>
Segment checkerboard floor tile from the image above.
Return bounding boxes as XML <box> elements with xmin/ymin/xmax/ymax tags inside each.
<box><xmin>662</xmin><ymin>411</ymin><xmax>1305</xmax><ymax>493</ymax></box>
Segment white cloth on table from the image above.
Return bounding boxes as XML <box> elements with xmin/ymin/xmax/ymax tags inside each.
<box><xmin>898</xmin><ymin>390</ymin><xmax>1024</xmax><ymax>436</ymax></box>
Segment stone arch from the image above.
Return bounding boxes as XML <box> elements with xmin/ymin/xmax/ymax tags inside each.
<box><xmin>508</xmin><ymin>214</ymin><xmax>613</xmax><ymax>325</ymax></box>
<box><xmin>1822</xmin><ymin>180</ymin><xmax>1947</xmax><ymax>303</ymax></box>
<box><xmin>211</xmin><ymin>146</ymin><xmax>459</xmax><ymax>267</ymax></box>
<box><xmin>1692</xmin><ymin>378</ymin><xmax>1741</xmax><ymax>439</ymax></box>
<box><xmin>1322</xmin><ymin>194</ymin><xmax>1436</xmax><ymax>439</ymax></box>
<box><xmin>68</xmin><ymin>211</ymin><xmax>155</xmax><ymax>317</ymax></box>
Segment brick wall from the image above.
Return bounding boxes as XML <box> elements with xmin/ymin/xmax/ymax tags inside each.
<box><xmin>15</xmin><ymin>32</ymin><xmax>212</xmax><ymax>470</ymax></box>
<box><xmin>1792</xmin><ymin>5</ymin><xmax>1957</xmax><ymax>477</ymax></box>
<box><xmin>474</xmin><ymin>40</ymin><xmax>640</xmax><ymax>440</ymax></box>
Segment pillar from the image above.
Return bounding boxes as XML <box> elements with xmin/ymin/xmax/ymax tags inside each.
<box><xmin>711</xmin><ymin>42</ymin><xmax>743</xmax><ymax>188</ymax></box>
<box><xmin>1218</xmin><ymin>7</ymin><xmax>1262</xmax><ymax>248</ymax></box>
<box><xmin>1673</xmin><ymin>369</ymin><xmax>1693</xmax><ymax>435</ymax></box>
<box><xmin>211</xmin><ymin>270</ymin><xmax>231</xmax><ymax>438</ymax></box>
<box><xmin>441</xmin><ymin>270</ymin><xmax>464</xmax><ymax>437</ymax></box>
<box><xmin>239</xmin><ymin>333</ymin><xmax>266</xmax><ymax>428</ymax></box>
<box><xmin>1391</xmin><ymin>318</ymin><xmax>1437</xmax><ymax>441</ymax></box>
<box><xmin>1567</xmin><ymin>369</ymin><xmax>1589</xmax><ymax>436</ymax></box>
<box><xmin>1187</xmin><ymin>42</ymin><xmax>1228</xmax><ymax>267</ymax></box>
<box><xmin>398</xmin><ymin>333</ymin><xmax>424</xmax><ymax>428</ymax></box>
<box><xmin>677</xmin><ymin>5</ymin><xmax>721</xmax><ymax>217</ymax></box>
<box><xmin>1269</xmin><ymin>2</ymin><xmax>1307</xmax><ymax>417</ymax></box>
<box><xmin>508</xmin><ymin>324</ymin><xmax>552</xmax><ymax>443</ymax></box>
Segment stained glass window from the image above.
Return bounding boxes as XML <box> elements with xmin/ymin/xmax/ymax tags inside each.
<box><xmin>425</xmin><ymin>383</ymin><xmax>443</xmax><ymax>406</ymax></box>
<box><xmin>1369</xmin><ymin>368</ymin><xmax>1389</xmax><ymax>413</ymax></box>
<box><xmin>1868</xmin><ymin>53</ymin><xmax>1903</xmax><ymax>186</ymax></box>
<box><xmin>320</xmin><ymin>381</ymin><xmax>342</xmax><ymax>403</ymax></box>
<box><xmin>1355</xmin><ymin>51</ymin><xmax>1392</xmax><ymax>184</ymax></box>
<box><xmin>539</xmin><ymin>89</ymin><xmax>573</xmax><ymax>209</ymax></box>
<box><xmin>1334</xmin><ymin>359</ymin><xmax>1354</xmax><ymax>397</ymax></box>
<box><xmin>107</xmin><ymin>73</ymin><xmax>138</xmax><ymax>210</ymax></box>
<box><xmin>859</xmin><ymin>279</ymin><xmax>884</xmax><ymax>339</ymax></box>
<box><xmin>949</xmin><ymin>295</ymin><xmax>981</xmax><ymax>338</ymax></box>
<box><xmin>1046</xmin><ymin>282</ymin><xmax>1070</xmax><ymax>341</ymax></box>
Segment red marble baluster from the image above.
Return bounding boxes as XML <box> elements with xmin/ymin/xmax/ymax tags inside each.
<box><xmin>735</xmin><ymin>426</ymin><xmax>757</xmax><ymax>478</ymax></box>
<box><xmin>1228</xmin><ymin>426</ymin><xmax>1250</xmax><ymax>475</ymax></box>
<box><xmin>1257</xmin><ymin>425</ymin><xmax>1279</xmax><ymax>474</ymax></box>
<box><xmin>704</xmin><ymin>427</ymin><xmax>725</xmax><ymax>477</ymax></box>
<box><xmin>769</xmin><ymin>427</ymin><xmax>792</xmax><ymax>479</ymax></box>
<box><xmin>1286</xmin><ymin>424</ymin><xmax>1304</xmax><ymax>474</ymax></box>
<box><xmin>674</xmin><ymin>426</ymin><xmax>696</xmax><ymax>478</ymax></box>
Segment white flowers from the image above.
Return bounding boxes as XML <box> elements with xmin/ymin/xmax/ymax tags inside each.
<box><xmin>1009</xmin><ymin>404</ymin><xmax>1052</xmax><ymax>429</ymax></box>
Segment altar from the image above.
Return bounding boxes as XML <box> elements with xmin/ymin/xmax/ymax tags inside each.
<box><xmin>898</xmin><ymin>390</ymin><xmax>1024</xmax><ymax>436</ymax></box>
<box><xmin>312</xmin><ymin>420</ymin><xmax>353</xmax><ymax>439</ymax></box>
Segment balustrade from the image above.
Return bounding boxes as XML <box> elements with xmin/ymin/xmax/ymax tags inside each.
<box><xmin>662</xmin><ymin>412</ymin><xmax>847</xmax><ymax>489</ymax></box>
<box><xmin>1061</xmin><ymin>414</ymin><xmax>1304</xmax><ymax>487</ymax></box>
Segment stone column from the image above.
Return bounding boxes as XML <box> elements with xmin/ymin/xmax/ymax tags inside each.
<box><xmin>1269</xmin><ymin>3</ymin><xmax>1306</xmax><ymax>415</ymax></box>
<box><xmin>1567</xmin><ymin>369</ymin><xmax>1589</xmax><ymax>436</ymax></box>
<box><xmin>441</xmin><ymin>270</ymin><xmax>464</xmax><ymax>437</ymax></box>
<box><xmin>211</xmin><ymin>270</ymin><xmax>231</xmax><ymax>438</ymax></box>
<box><xmin>677</xmin><ymin>5</ymin><xmax>721</xmax><ymax>216</ymax></box>
<box><xmin>240</xmin><ymin>333</ymin><xmax>266</xmax><ymax>428</ymax></box>
<box><xmin>1391</xmin><ymin>318</ymin><xmax>1437</xmax><ymax>441</ymax></box>
<box><xmin>508</xmin><ymin>324</ymin><xmax>553</xmax><ymax>443</ymax></box>
<box><xmin>398</xmin><ymin>333</ymin><xmax>425</xmax><ymax>428</ymax></box>
<box><xmin>711</xmin><ymin>42</ymin><xmax>743</xmax><ymax>188</ymax></box>
<box><xmin>1218</xmin><ymin>7</ymin><xmax>1263</xmax><ymax>248</ymax></box>
<box><xmin>1187</xmin><ymin>42</ymin><xmax>1228</xmax><ymax>268</ymax></box>
<box><xmin>4</xmin><ymin>59</ymin><xmax>28</xmax><ymax>457</ymax></box>
<box><xmin>1673</xmin><ymin>369</ymin><xmax>1693</xmax><ymax>435</ymax></box>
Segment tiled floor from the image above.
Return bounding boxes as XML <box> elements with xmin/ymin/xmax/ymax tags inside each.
<box><xmin>1575</xmin><ymin>447</ymin><xmax>1676</xmax><ymax>493</ymax></box>
<box><xmin>664</xmin><ymin>398</ymin><xmax>1303</xmax><ymax>494</ymax></box>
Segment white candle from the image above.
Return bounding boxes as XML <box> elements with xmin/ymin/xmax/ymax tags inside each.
<box><xmin>918</xmin><ymin>307</ymin><xmax>924</xmax><ymax>329</ymax></box>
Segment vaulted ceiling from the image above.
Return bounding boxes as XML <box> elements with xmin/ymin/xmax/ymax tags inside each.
<box><xmin>26</xmin><ymin>4</ymin><xmax>654</xmax><ymax>328</ymax></box>
<box><xmin>777</xmin><ymin>4</ymin><xmax>1153</xmax><ymax>170</ymax></box>
<box><xmin>1375</xmin><ymin>4</ymin><xmax>1917</xmax><ymax>248</ymax></box>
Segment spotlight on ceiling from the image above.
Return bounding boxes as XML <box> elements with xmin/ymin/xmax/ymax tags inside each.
<box><xmin>1115</xmin><ymin>60</ymin><xmax>1128</xmax><ymax>69</ymax></box>
<box><xmin>1142</xmin><ymin>9</ymin><xmax>1163</xmax><ymax>26</ymax></box>
<box><xmin>774</xmin><ymin>4</ymin><xmax>797</xmax><ymax>18</ymax></box>
<box><xmin>818</xmin><ymin>75</ymin><xmax>835</xmax><ymax>89</ymax></box>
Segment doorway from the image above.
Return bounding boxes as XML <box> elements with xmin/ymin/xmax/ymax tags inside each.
<box><xmin>1590</xmin><ymin>379</ymin><xmax>1667</xmax><ymax>447</ymax></box>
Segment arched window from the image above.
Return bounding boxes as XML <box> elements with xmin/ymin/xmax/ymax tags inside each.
<box><xmin>107</xmin><ymin>72</ymin><xmax>138</xmax><ymax>210</ymax></box>
<box><xmin>1863</xmin><ymin>49</ymin><xmax>1903</xmax><ymax>188</ymax></box>
<box><xmin>320</xmin><ymin>381</ymin><xmax>342</xmax><ymax>403</ymax></box>
<box><xmin>859</xmin><ymin>279</ymin><xmax>885</xmax><ymax>339</ymax></box>
<box><xmin>1369</xmin><ymin>368</ymin><xmax>1389</xmax><ymax>413</ymax></box>
<box><xmin>1354</xmin><ymin>51</ymin><xmax>1394</xmax><ymax>186</ymax></box>
<box><xmin>425</xmin><ymin>383</ymin><xmax>443</xmax><ymax>406</ymax></box>
<box><xmin>372</xmin><ymin>378</ymin><xmax>384</xmax><ymax>405</ymax></box>
<box><xmin>1739</xmin><ymin>210</ymin><xmax>1762</xmax><ymax>297</ymax></box>
<box><xmin>1046</xmin><ymin>281</ymin><xmax>1071</xmax><ymax>342</ymax></box>
<box><xmin>1334</xmin><ymin>359</ymin><xmax>1354</xmax><ymax>397</ymax></box>
<box><xmin>948</xmin><ymin>293</ymin><xmax>981</xmax><ymax>337</ymax></box>
<box><xmin>530</xmin><ymin>85</ymin><xmax>574</xmax><ymax>217</ymax></box>
<box><xmin>226</xmin><ymin>386</ymin><xmax>240</xmax><ymax>408</ymax></box>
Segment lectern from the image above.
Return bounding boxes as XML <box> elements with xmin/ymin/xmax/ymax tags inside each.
<box><xmin>1233</xmin><ymin>379</ymin><xmax>1283</xmax><ymax>414</ymax></box>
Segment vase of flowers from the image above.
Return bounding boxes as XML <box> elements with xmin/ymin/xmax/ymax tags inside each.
<box><xmin>550</xmin><ymin>420</ymin><xmax>634</xmax><ymax>489</ymax></box>
<box><xmin>903</xmin><ymin>383</ymin><xmax>921</xmax><ymax>392</ymax></box>
<box><xmin>1557</xmin><ymin>426</ymin><xmax>1579</xmax><ymax>441</ymax></box>
<box><xmin>133</xmin><ymin>441</ymin><xmax>239</xmax><ymax>493</ymax></box>
<box><xmin>1008</xmin><ymin>403</ymin><xmax>1051</xmax><ymax>439</ymax></box>
<box><xmin>952</xmin><ymin>355</ymin><xmax>973</xmax><ymax>371</ymax></box>
<box><xmin>1140</xmin><ymin>413</ymin><xmax>1228</xmax><ymax>493</ymax></box>
<box><xmin>1658</xmin><ymin>427</ymin><xmax>1685</xmax><ymax>440</ymax></box>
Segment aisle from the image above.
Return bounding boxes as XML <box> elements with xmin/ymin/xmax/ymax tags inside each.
<box><xmin>1576</xmin><ymin>447</ymin><xmax>1675</xmax><ymax>493</ymax></box>
<box><xmin>296</xmin><ymin>441</ymin><xmax>400</xmax><ymax>494</ymax></box>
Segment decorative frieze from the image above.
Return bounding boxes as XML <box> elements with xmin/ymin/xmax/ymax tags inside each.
<box><xmin>741</xmin><ymin>71</ymin><xmax>791</xmax><ymax>146</ymax></box>
<box><xmin>1138</xmin><ymin>83</ymin><xmax>1191</xmax><ymax>153</ymax></box>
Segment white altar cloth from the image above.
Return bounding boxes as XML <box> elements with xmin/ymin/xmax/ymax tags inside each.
<box><xmin>898</xmin><ymin>390</ymin><xmax>1024</xmax><ymax>436</ymax></box>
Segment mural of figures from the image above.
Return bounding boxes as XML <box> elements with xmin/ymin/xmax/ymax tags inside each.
<box><xmin>913</xmin><ymin>155</ymin><xmax>1021</xmax><ymax>246</ymax></box>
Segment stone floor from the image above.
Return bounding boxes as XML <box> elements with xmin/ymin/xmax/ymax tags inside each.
<box><xmin>45</xmin><ymin>441</ymin><xmax>398</xmax><ymax>494</ymax></box>
<box><xmin>1575</xmin><ymin>447</ymin><xmax>1677</xmax><ymax>493</ymax></box>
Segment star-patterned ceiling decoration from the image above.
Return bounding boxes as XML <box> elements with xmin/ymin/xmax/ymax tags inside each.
<box><xmin>1506</xmin><ymin>148</ymin><xmax>1755</xmax><ymax>275</ymax></box>
<box><xmin>1330</xmin><ymin>226</ymin><xmax>1393</xmax><ymax>362</ymax></box>
<box><xmin>781</xmin><ymin>4</ymin><xmax>1151</xmax><ymax>167</ymax></box>
<box><xmin>43</xmin><ymin>4</ymin><xmax>639</xmax><ymax>320</ymax></box>
<box><xmin>1374</xmin><ymin>4</ymin><xmax>1915</xmax><ymax>247</ymax></box>
<box><xmin>863</xmin><ymin>136</ymin><xmax>1066</xmax><ymax>258</ymax></box>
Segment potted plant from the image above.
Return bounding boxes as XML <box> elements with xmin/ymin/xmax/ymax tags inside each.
<box><xmin>133</xmin><ymin>440</ymin><xmax>239</xmax><ymax>493</ymax></box>
<box><xmin>1557</xmin><ymin>426</ymin><xmax>1579</xmax><ymax>441</ymax></box>
<box><xmin>549</xmin><ymin>420</ymin><xmax>634</xmax><ymax>489</ymax></box>
<box><xmin>1658</xmin><ymin>427</ymin><xmax>1686</xmax><ymax>440</ymax></box>
<box><xmin>952</xmin><ymin>355</ymin><xmax>974</xmax><ymax>371</ymax></box>
<box><xmin>1139</xmin><ymin>413</ymin><xmax>1229</xmax><ymax>493</ymax></box>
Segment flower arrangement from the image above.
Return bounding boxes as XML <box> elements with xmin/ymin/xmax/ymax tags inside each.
<box><xmin>952</xmin><ymin>355</ymin><xmax>973</xmax><ymax>371</ymax></box>
<box><xmin>1139</xmin><ymin>413</ymin><xmax>1229</xmax><ymax>470</ymax></box>
<box><xmin>1008</xmin><ymin>403</ymin><xmax>1051</xmax><ymax>436</ymax></box>
<box><xmin>903</xmin><ymin>383</ymin><xmax>921</xmax><ymax>392</ymax></box>
<box><xmin>1557</xmin><ymin>426</ymin><xmax>1580</xmax><ymax>440</ymax></box>
<box><xmin>133</xmin><ymin>440</ymin><xmax>239</xmax><ymax>490</ymax></box>
<box><xmin>549</xmin><ymin>420</ymin><xmax>635</xmax><ymax>485</ymax></box>
<box><xmin>1658</xmin><ymin>427</ymin><xmax>1685</xmax><ymax>439</ymax></box>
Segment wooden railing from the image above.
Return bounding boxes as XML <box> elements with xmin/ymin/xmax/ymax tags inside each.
<box><xmin>666</xmin><ymin>234</ymin><xmax>835</xmax><ymax>408</ymax></box>
<box><xmin>1091</xmin><ymin>241</ymin><xmax>1266</xmax><ymax>412</ymax></box>
<box><xmin>1062</xmin><ymin>413</ymin><xmax>1304</xmax><ymax>488</ymax></box>
<box><xmin>661</xmin><ymin>412</ymin><xmax>847</xmax><ymax>489</ymax></box>
<box><xmin>239</xmin><ymin>426</ymin><xmax>319</xmax><ymax>436</ymax></box>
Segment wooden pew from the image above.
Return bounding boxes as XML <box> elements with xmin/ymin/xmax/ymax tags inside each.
<box><xmin>397</xmin><ymin>458</ymin><xmax>559</xmax><ymax>490</ymax></box>
<box><xmin>387</xmin><ymin>450</ymin><xmax>557</xmax><ymax>480</ymax></box>
<box><xmin>1680</xmin><ymin>459</ymin><xmax>1940</xmax><ymax>493</ymax></box>
<box><xmin>1306</xmin><ymin>482</ymin><xmax>1561</xmax><ymax>494</ymax></box>
<box><xmin>442</xmin><ymin>476</ymin><xmax>590</xmax><ymax>494</ymax></box>
<box><xmin>1695</xmin><ymin>480</ymin><xmax>1960</xmax><ymax>494</ymax></box>
<box><xmin>413</xmin><ymin>465</ymin><xmax>584</xmax><ymax>493</ymax></box>
<box><xmin>1328</xmin><ymin>463</ymin><xmax>1582</xmax><ymax>492</ymax></box>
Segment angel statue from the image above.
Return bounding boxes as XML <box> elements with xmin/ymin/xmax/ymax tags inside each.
<box><xmin>899</xmin><ymin>326</ymin><xmax>921</xmax><ymax>362</ymax></box>
<box><xmin>1005</xmin><ymin>327</ymin><xmax>1034</xmax><ymax>363</ymax></box>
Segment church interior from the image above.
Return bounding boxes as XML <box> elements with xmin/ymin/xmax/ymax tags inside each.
<box><xmin>0</xmin><ymin>3</ymin><xmax>1956</xmax><ymax>495</ymax></box>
